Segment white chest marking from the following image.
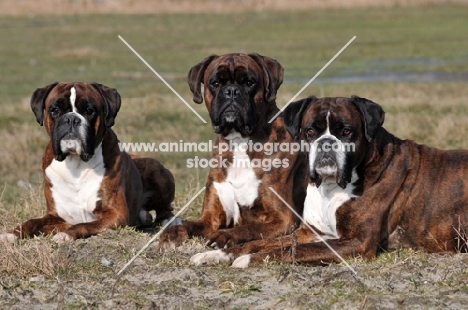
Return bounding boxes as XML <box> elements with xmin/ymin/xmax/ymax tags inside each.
<box><xmin>213</xmin><ymin>132</ymin><xmax>260</xmax><ymax>226</ymax></box>
<box><xmin>303</xmin><ymin>170</ymin><xmax>358</xmax><ymax>240</ymax></box>
<box><xmin>70</xmin><ymin>86</ymin><xmax>77</xmax><ymax>112</ymax></box>
<box><xmin>45</xmin><ymin>144</ymin><xmax>105</xmax><ymax>225</ymax></box>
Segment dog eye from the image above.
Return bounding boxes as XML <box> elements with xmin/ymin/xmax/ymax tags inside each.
<box><xmin>246</xmin><ymin>80</ymin><xmax>255</xmax><ymax>87</ymax></box>
<box><xmin>306</xmin><ymin>129</ymin><xmax>315</xmax><ymax>137</ymax></box>
<box><xmin>342</xmin><ymin>128</ymin><xmax>352</xmax><ymax>136</ymax></box>
<box><xmin>86</xmin><ymin>108</ymin><xmax>95</xmax><ymax>116</ymax></box>
<box><xmin>212</xmin><ymin>81</ymin><xmax>220</xmax><ymax>88</ymax></box>
<box><xmin>49</xmin><ymin>107</ymin><xmax>59</xmax><ymax>117</ymax></box>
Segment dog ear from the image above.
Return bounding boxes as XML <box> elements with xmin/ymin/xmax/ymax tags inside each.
<box><xmin>187</xmin><ymin>54</ymin><xmax>218</xmax><ymax>104</ymax></box>
<box><xmin>30</xmin><ymin>82</ymin><xmax>59</xmax><ymax>126</ymax></box>
<box><xmin>91</xmin><ymin>83</ymin><xmax>121</xmax><ymax>127</ymax></box>
<box><xmin>282</xmin><ymin>96</ymin><xmax>318</xmax><ymax>140</ymax></box>
<box><xmin>248</xmin><ymin>53</ymin><xmax>284</xmax><ymax>103</ymax></box>
<box><xmin>350</xmin><ymin>95</ymin><xmax>385</xmax><ymax>142</ymax></box>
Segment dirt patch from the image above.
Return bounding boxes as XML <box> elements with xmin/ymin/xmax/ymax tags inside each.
<box><xmin>2</xmin><ymin>228</ymin><xmax>468</xmax><ymax>309</ymax></box>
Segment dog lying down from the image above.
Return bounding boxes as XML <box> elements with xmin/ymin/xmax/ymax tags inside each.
<box><xmin>190</xmin><ymin>95</ymin><xmax>468</xmax><ymax>268</ymax></box>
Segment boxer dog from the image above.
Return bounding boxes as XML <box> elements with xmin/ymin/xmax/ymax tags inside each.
<box><xmin>0</xmin><ymin>82</ymin><xmax>179</xmax><ymax>243</ymax></box>
<box><xmin>190</xmin><ymin>95</ymin><xmax>468</xmax><ymax>267</ymax></box>
<box><xmin>159</xmin><ymin>53</ymin><xmax>308</xmax><ymax>251</ymax></box>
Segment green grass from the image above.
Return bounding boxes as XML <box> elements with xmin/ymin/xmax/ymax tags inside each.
<box><xmin>0</xmin><ymin>5</ymin><xmax>467</xmax><ymax>99</ymax></box>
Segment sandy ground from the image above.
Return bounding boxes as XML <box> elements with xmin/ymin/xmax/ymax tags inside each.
<box><xmin>1</xmin><ymin>228</ymin><xmax>468</xmax><ymax>309</ymax></box>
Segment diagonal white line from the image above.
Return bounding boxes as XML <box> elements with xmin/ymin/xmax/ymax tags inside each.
<box><xmin>268</xmin><ymin>186</ymin><xmax>357</xmax><ymax>274</ymax></box>
<box><xmin>116</xmin><ymin>187</ymin><xmax>206</xmax><ymax>276</ymax></box>
<box><xmin>118</xmin><ymin>35</ymin><xmax>207</xmax><ymax>124</ymax></box>
<box><xmin>268</xmin><ymin>36</ymin><xmax>356</xmax><ymax>123</ymax></box>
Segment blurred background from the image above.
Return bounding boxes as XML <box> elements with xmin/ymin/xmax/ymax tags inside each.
<box><xmin>0</xmin><ymin>0</ymin><xmax>467</xmax><ymax>217</ymax></box>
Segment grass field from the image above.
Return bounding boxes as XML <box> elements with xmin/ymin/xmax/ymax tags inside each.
<box><xmin>1</xmin><ymin>2</ymin><xmax>468</xmax><ymax>309</ymax></box>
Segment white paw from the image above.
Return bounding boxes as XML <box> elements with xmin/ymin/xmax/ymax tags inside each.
<box><xmin>161</xmin><ymin>217</ymin><xmax>183</xmax><ymax>227</ymax></box>
<box><xmin>190</xmin><ymin>249</ymin><xmax>231</xmax><ymax>266</ymax></box>
<box><xmin>0</xmin><ymin>233</ymin><xmax>18</xmax><ymax>243</ymax></box>
<box><xmin>207</xmin><ymin>241</ymin><xmax>220</xmax><ymax>250</ymax></box>
<box><xmin>52</xmin><ymin>232</ymin><xmax>73</xmax><ymax>244</ymax></box>
<box><xmin>232</xmin><ymin>254</ymin><xmax>251</xmax><ymax>268</ymax></box>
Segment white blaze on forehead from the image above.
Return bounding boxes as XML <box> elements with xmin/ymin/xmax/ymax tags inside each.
<box><xmin>70</xmin><ymin>86</ymin><xmax>77</xmax><ymax>112</ymax></box>
<box><xmin>308</xmin><ymin>109</ymin><xmax>346</xmax><ymax>176</ymax></box>
<box><xmin>324</xmin><ymin>111</ymin><xmax>331</xmax><ymax>135</ymax></box>
<box><xmin>60</xmin><ymin>86</ymin><xmax>90</xmax><ymax>156</ymax></box>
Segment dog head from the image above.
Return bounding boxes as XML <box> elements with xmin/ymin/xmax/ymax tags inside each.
<box><xmin>30</xmin><ymin>82</ymin><xmax>121</xmax><ymax>161</ymax></box>
<box><xmin>187</xmin><ymin>53</ymin><xmax>284</xmax><ymax>137</ymax></box>
<box><xmin>283</xmin><ymin>96</ymin><xmax>385</xmax><ymax>188</ymax></box>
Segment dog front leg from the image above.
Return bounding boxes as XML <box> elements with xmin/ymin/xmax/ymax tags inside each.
<box><xmin>158</xmin><ymin>185</ymin><xmax>226</xmax><ymax>251</ymax></box>
<box><xmin>0</xmin><ymin>214</ymin><xmax>71</xmax><ymax>242</ymax></box>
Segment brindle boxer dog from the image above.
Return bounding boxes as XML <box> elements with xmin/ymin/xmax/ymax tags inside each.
<box><xmin>159</xmin><ymin>53</ymin><xmax>307</xmax><ymax>252</ymax></box>
<box><xmin>0</xmin><ymin>82</ymin><xmax>179</xmax><ymax>244</ymax></box>
<box><xmin>191</xmin><ymin>95</ymin><xmax>468</xmax><ymax>267</ymax></box>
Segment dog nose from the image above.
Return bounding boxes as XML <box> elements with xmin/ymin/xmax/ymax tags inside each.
<box><xmin>63</xmin><ymin>114</ymin><xmax>81</xmax><ymax>127</ymax></box>
<box><xmin>317</xmin><ymin>137</ymin><xmax>341</xmax><ymax>154</ymax></box>
<box><xmin>224</xmin><ymin>86</ymin><xmax>240</xmax><ymax>99</ymax></box>
<box><xmin>318</xmin><ymin>137</ymin><xmax>336</xmax><ymax>147</ymax></box>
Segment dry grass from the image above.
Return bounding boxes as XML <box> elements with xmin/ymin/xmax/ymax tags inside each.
<box><xmin>0</xmin><ymin>238</ymin><xmax>71</xmax><ymax>278</ymax></box>
<box><xmin>0</xmin><ymin>0</ymin><xmax>462</xmax><ymax>15</ymax></box>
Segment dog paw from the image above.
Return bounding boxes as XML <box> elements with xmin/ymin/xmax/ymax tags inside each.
<box><xmin>0</xmin><ymin>233</ymin><xmax>18</xmax><ymax>243</ymax></box>
<box><xmin>190</xmin><ymin>249</ymin><xmax>232</xmax><ymax>266</ymax></box>
<box><xmin>161</xmin><ymin>216</ymin><xmax>183</xmax><ymax>227</ymax></box>
<box><xmin>158</xmin><ymin>224</ymin><xmax>188</xmax><ymax>252</ymax></box>
<box><xmin>52</xmin><ymin>232</ymin><xmax>73</xmax><ymax>244</ymax></box>
<box><xmin>232</xmin><ymin>254</ymin><xmax>251</xmax><ymax>268</ymax></box>
<box><xmin>139</xmin><ymin>210</ymin><xmax>154</xmax><ymax>227</ymax></box>
<box><xmin>205</xmin><ymin>231</ymin><xmax>238</xmax><ymax>249</ymax></box>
